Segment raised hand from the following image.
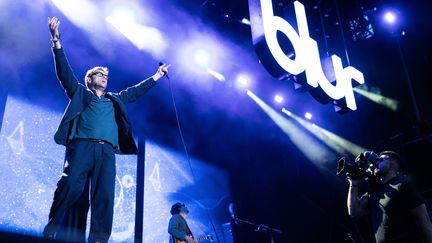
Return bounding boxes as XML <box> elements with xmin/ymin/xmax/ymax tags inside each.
<box><xmin>48</xmin><ymin>17</ymin><xmax>60</xmax><ymax>41</ymax></box>
<box><xmin>158</xmin><ymin>63</ymin><xmax>171</xmax><ymax>76</ymax></box>
<box><xmin>153</xmin><ymin>63</ymin><xmax>171</xmax><ymax>81</ymax></box>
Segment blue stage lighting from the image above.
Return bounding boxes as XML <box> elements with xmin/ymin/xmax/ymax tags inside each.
<box><xmin>106</xmin><ymin>16</ymin><xmax>167</xmax><ymax>58</ymax></box>
<box><xmin>105</xmin><ymin>1</ymin><xmax>143</xmax><ymax>24</ymax></box>
<box><xmin>274</xmin><ymin>95</ymin><xmax>284</xmax><ymax>103</ymax></box>
<box><xmin>384</xmin><ymin>11</ymin><xmax>396</xmax><ymax>24</ymax></box>
<box><xmin>235</xmin><ymin>74</ymin><xmax>251</xmax><ymax>90</ymax></box>
<box><xmin>207</xmin><ymin>68</ymin><xmax>226</xmax><ymax>82</ymax></box>
<box><xmin>193</xmin><ymin>49</ymin><xmax>212</xmax><ymax>68</ymax></box>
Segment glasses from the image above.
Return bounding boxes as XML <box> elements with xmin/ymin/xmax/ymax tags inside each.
<box><xmin>92</xmin><ymin>72</ymin><xmax>109</xmax><ymax>79</ymax></box>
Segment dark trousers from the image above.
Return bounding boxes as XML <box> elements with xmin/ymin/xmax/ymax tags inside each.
<box><xmin>56</xmin><ymin>178</ymin><xmax>90</xmax><ymax>242</ymax></box>
<box><xmin>43</xmin><ymin>140</ymin><xmax>116</xmax><ymax>243</ymax></box>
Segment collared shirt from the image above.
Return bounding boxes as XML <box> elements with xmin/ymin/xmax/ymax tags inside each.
<box><xmin>71</xmin><ymin>94</ymin><xmax>118</xmax><ymax>147</ymax></box>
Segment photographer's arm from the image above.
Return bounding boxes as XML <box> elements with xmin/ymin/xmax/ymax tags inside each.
<box><xmin>347</xmin><ymin>179</ymin><xmax>369</xmax><ymax>218</ymax></box>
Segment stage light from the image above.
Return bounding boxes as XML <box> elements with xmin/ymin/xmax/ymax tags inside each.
<box><xmin>241</xmin><ymin>18</ymin><xmax>251</xmax><ymax>26</ymax></box>
<box><xmin>176</xmin><ymin>34</ymin><xmax>229</xmax><ymax>78</ymax></box>
<box><xmin>235</xmin><ymin>74</ymin><xmax>251</xmax><ymax>90</ymax></box>
<box><xmin>247</xmin><ymin>92</ymin><xmax>336</xmax><ymax>166</ymax></box>
<box><xmin>236</xmin><ymin>74</ymin><xmax>250</xmax><ymax>85</ymax></box>
<box><xmin>379</xmin><ymin>8</ymin><xmax>403</xmax><ymax>35</ymax></box>
<box><xmin>383</xmin><ymin>11</ymin><xmax>396</xmax><ymax>24</ymax></box>
<box><xmin>207</xmin><ymin>68</ymin><xmax>226</xmax><ymax>82</ymax></box>
<box><xmin>281</xmin><ymin>108</ymin><xmax>291</xmax><ymax>116</ymax></box>
<box><xmin>106</xmin><ymin>16</ymin><xmax>167</xmax><ymax>58</ymax></box>
<box><xmin>274</xmin><ymin>95</ymin><xmax>284</xmax><ymax>103</ymax></box>
<box><xmin>193</xmin><ymin>49</ymin><xmax>212</xmax><ymax>68</ymax></box>
<box><xmin>304</xmin><ymin>112</ymin><xmax>312</xmax><ymax>120</ymax></box>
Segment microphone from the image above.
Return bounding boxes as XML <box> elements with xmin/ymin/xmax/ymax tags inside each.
<box><xmin>158</xmin><ymin>62</ymin><xmax>169</xmax><ymax>79</ymax></box>
<box><xmin>228</xmin><ymin>203</ymin><xmax>236</xmax><ymax>221</ymax></box>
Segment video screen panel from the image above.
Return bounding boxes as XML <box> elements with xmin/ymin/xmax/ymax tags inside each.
<box><xmin>0</xmin><ymin>96</ymin><xmax>230</xmax><ymax>242</ymax></box>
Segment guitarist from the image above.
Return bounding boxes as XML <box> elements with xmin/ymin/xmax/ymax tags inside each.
<box><xmin>168</xmin><ymin>202</ymin><xmax>197</xmax><ymax>243</ymax></box>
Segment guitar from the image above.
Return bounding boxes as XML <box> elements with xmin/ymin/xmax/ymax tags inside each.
<box><xmin>175</xmin><ymin>234</ymin><xmax>214</xmax><ymax>243</ymax></box>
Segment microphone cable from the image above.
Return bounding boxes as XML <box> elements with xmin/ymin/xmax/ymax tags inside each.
<box><xmin>164</xmin><ymin>74</ymin><xmax>196</xmax><ymax>181</ymax></box>
<box><xmin>163</xmin><ymin>70</ymin><xmax>221</xmax><ymax>243</ymax></box>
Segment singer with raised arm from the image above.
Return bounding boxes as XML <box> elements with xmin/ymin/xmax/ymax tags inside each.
<box><xmin>43</xmin><ymin>17</ymin><xmax>170</xmax><ymax>243</ymax></box>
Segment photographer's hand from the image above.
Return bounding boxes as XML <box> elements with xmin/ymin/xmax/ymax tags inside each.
<box><xmin>346</xmin><ymin>175</ymin><xmax>362</xmax><ymax>187</ymax></box>
<box><xmin>346</xmin><ymin>175</ymin><xmax>368</xmax><ymax>218</ymax></box>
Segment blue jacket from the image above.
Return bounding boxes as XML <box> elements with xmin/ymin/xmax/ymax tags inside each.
<box><xmin>168</xmin><ymin>214</ymin><xmax>192</xmax><ymax>241</ymax></box>
<box><xmin>52</xmin><ymin>48</ymin><xmax>157</xmax><ymax>154</ymax></box>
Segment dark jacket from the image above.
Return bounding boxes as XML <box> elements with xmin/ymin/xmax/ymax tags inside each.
<box><xmin>168</xmin><ymin>214</ymin><xmax>192</xmax><ymax>241</ymax></box>
<box><xmin>52</xmin><ymin>48</ymin><xmax>157</xmax><ymax>154</ymax></box>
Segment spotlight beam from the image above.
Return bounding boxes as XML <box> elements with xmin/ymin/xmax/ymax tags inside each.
<box><xmin>106</xmin><ymin>16</ymin><xmax>167</xmax><ymax>58</ymax></box>
<box><xmin>247</xmin><ymin>91</ymin><xmax>336</xmax><ymax>166</ymax></box>
<box><xmin>51</xmin><ymin>0</ymin><xmax>101</xmax><ymax>32</ymax></box>
<box><xmin>207</xmin><ymin>68</ymin><xmax>226</xmax><ymax>82</ymax></box>
<box><xmin>51</xmin><ymin>0</ymin><xmax>116</xmax><ymax>56</ymax></box>
<box><xmin>282</xmin><ymin>109</ymin><xmax>368</xmax><ymax>157</ymax></box>
<box><xmin>354</xmin><ymin>87</ymin><xmax>399</xmax><ymax>111</ymax></box>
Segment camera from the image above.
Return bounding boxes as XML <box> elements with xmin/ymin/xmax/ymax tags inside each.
<box><xmin>336</xmin><ymin>151</ymin><xmax>380</xmax><ymax>179</ymax></box>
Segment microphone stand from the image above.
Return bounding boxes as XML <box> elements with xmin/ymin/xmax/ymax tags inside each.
<box><xmin>232</xmin><ymin>217</ymin><xmax>282</xmax><ymax>242</ymax></box>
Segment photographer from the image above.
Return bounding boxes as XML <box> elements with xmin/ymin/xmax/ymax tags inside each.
<box><xmin>347</xmin><ymin>151</ymin><xmax>432</xmax><ymax>243</ymax></box>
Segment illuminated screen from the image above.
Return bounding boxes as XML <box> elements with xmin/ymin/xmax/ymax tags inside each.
<box><xmin>0</xmin><ymin>96</ymin><xmax>231</xmax><ymax>242</ymax></box>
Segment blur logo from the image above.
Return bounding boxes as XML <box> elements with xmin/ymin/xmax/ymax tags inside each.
<box><xmin>249</xmin><ymin>0</ymin><xmax>365</xmax><ymax>112</ymax></box>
